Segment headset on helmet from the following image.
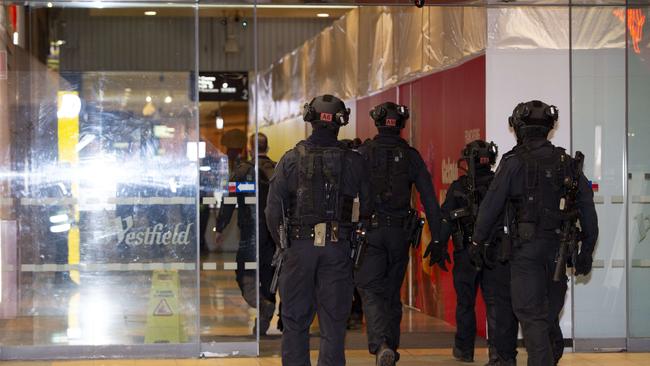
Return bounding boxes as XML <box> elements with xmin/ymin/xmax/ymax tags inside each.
<box><xmin>369</xmin><ymin>102</ymin><xmax>410</xmax><ymax>129</ymax></box>
<box><xmin>303</xmin><ymin>95</ymin><xmax>351</xmax><ymax>127</ymax></box>
<box><xmin>461</xmin><ymin>140</ymin><xmax>498</xmax><ymax>167</ymax></box>
<box><xmin>508</xmin><ymin>100</ymin><xmax>558</xmax><ymax>130</ymax></box>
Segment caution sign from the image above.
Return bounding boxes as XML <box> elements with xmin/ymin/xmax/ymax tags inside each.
<box><xmin>144</xmin><ymin>270</ymin><xmax>186</xmax><ymax>343</ymax></box>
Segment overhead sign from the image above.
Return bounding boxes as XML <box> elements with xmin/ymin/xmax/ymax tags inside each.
<box><xmin>0</xmin><ymin>51</ymin><xmax>7</xmax><ymax>80</ymax></box>
<box><xmin>198</xmin><ymin>71</ymin><xmax>248</xmax><ymax>102</ymax></box>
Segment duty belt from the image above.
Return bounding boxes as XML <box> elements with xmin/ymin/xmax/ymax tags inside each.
<box><xmin>289</xmin><ymin>223</ymin><xmax>351</xmax><ymax>241</ymax></box>
<box><xmin>371</xmin><ymin>214</ymin><xmax>406</xmax><ymax>228</ymax></box>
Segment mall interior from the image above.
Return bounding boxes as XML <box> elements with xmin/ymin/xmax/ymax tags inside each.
<box><xmin>0</xmin><ymin>0</ymin><xmax>649</xmax><ymax>365</ymax></box>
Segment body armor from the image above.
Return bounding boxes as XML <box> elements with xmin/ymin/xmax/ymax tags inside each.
<box><xmin>367</xmin><ymin>140</ymin><xmax>412</xmax><ymax>214</ymax></box>
<box><xmin>450</xmin><ymin>173</ymin><xmax>493</xmax><ymax>249</ymax></box>
<box><xmin>291</xmin><ymin>143</ymin><xmax>354</xmax><ymax>226</ymax></box>
<box><xmin>510</xmin><ymin>146</ymin><xmax>577</xmax><ymax>242</ymax></box>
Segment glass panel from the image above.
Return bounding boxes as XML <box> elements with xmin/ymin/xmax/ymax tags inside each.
<box><xmin>627</xmin><ymin>6</ymin><xmax>650</xmax><ymax>340</ymax></box>
<box><xmin>197</xmin><ymin>3</ymin><xmax>259</xmax><ymax>350</ymax></box>
<box><xmin>570</xmin><ymin>6</ymin><xmax>627</xmax><ymax>342</ymax></box>
<box><xmin>0</xmin><ymin>2</ymin><xmax>199</xmax><ymax>350</ymax></box>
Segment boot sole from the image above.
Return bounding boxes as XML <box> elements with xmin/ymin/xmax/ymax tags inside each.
<box><xmin>377</xmin><ymin>349</ymin><xmax>396</xmax><ymax>366</ymax></box>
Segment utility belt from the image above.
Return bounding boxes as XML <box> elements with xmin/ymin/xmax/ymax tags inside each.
<box><xmin>289</xmin><ymin>222</ymin><xmax>351</xmax><ymax>242</ymax></box>
<box><xmin>370</xmin><ymin>214</ymin><xmax>406</xmax><ymax>228</ymax></box>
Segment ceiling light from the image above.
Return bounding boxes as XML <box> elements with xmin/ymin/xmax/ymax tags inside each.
<box><xmin>145</xmin><ymin>11</ymin><xmax>157</xmax><ymax>16</ymax></box>
<box><xmin>164</xmin><ymin>96</ymin><xmax>173</xmax><ymax>104</ymax></box>
<box><xmin>146</xmin><ymin>96</ymin><xmax>152</xmax><ymax>103</ymax></box>
<box><xmin>216</xmin><ymin>116</ymin><xmax>224</xmax><ymax>130</ymax></box>
<box><xmin>13</xmin><ymin>32</ymin><xmax>19</xmax><ymax>45</ymax></box>
<box><xmin>317</xmin><ymin>13</ymin><xmax>330</xmax><ymax>18</ymax></box>
<box><xmin>47</xmin><ymin>2</ymin><xmax>53</xmax><ymax>8</ymax></box>
<box><xmin>222</xmin><ymin>82</ymin><xmax>229</xmax><ymax>89</ymax></box>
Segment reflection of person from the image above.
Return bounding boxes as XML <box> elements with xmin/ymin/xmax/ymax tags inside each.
<box><xmin>265</xmin><ymin>95</ymin><xmax>371</xmax><ymax>365</ymax></box>
<box><xmin>355</xmin><ymin>102</ymin><xmax>442</xmax><ymax>366</ymax></box>
<box><xmin>436</xmin><ymin>140</ymin><xmax>517</xmax><ymax>365</ymax></box>
<box><xmin>199</xmin><ymin>144</ymin><xmax>226</xmax><ymax>254</ymax></box>
<box><xmin>472</xmin><ymin>101</ymin><xmax>599</xmax><ymax>366</ymax></box>
<box><xmin>214</xmin><ymin>133</ymin><xmax>277</xmax><ymax>335</ymax></box>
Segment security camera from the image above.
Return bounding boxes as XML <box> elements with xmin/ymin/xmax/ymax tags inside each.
<box><xmin>414</xmin><ymin>0</ymin><xmax>425</xmax><ymax>7</ymax></box>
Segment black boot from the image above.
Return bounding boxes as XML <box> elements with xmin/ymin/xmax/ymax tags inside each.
<box><xmin>376</xmin><ymin>343</ymin><xmax>396</xmax><ymax>366</ymax></box>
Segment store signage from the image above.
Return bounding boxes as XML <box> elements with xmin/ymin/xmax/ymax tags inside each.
<box><xmin>198</xmin><ymin>71</ymin><xmax>248</xmax><ymax>101</ymax></box>
<box><xmin>0</xmin><ymin>51</ymin><xmax>7</xmax><ymax>80</ymax></box>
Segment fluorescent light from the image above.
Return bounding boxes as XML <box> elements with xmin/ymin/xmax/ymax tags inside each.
<box><xmin>13</xmin><ymin>32</ymin><xmax>19</xmax><ymax>45</ymax></box>
<box><xmin>49</xmin><ymin>214</ymin><xmax>69</xmax><ymax>224</ymax></box>
<box><xmin>164</xmin><ymin>96</ymin><xmax>173</xmax><ymax>104</ymax></box>
<box><xmin>50</xmin><ymin>223</ymin><xmax>71</xmax><ymax>233</ymax></box>
<box><xmin>216</xmin><ymin>116</ymin><xmax>224</xmax><ymax>130</ymax></box>
<box><xmin>145</xmin><ymin>11</ymin><xmax>157</xmax><ymax>16</ymax></box>
<box><xmin>317</xmin><ymin>13</ymin><xmax>330</xmax><ymax>18</ymax></box>
<box><xmin>199</xmin><ymin>166</ymin><xmax>211</xmax><ymax>172</ymax></box>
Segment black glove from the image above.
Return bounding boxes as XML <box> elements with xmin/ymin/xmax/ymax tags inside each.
<box><xmin>423</xmin><ymin>240</ymin><xmax>451</xmax><ymax>271</ymax></box>
<box><xmin>574</xmin><ymin>251</ymin><xmax>593</xmax><ymax>276</ymax></box>
<box><xmin>468</xmin><ymin>242</ymin><xmax>484</xmax><ymax>270</ymax></box>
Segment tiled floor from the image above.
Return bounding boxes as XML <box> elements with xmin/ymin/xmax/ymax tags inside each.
<box><xmin>0</xmin><ymin>351</ymin><xmax>648</xmax><ymax>366</ymax></box>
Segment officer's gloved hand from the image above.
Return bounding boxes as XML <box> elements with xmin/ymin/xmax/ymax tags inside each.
<box><xmin>423</xmin><ymin>241</ymin><xmax>451</xmax><ymax>271</ymax></box>
<box><xmin>468</xmin><ymin>242</ymin><xmax>484</xmax><ymax>270</ymax></box>
<box><xmin>574</xmin><ymin>250</ymin><xmax>593</xmax><ymax>276</ymax></box>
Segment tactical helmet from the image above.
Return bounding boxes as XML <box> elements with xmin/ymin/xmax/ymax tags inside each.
<box><xmin>462</xmin><ymin>140</ymin><xmax>498</xmax><ymax>167</ymax></box>
<box><xmin>303</xmin><ymin>94</ymin><xmax>350</xmax><ymax>129</ymax></box>
<box><xmin>369</xmin><ymin>102</ymin><xmax>410</xmax><ymax>129</ymax></box>
<box><xmin>509</xmin><ymin>100</ymin><xmax>558</xmax><ymax>130</ymax></box>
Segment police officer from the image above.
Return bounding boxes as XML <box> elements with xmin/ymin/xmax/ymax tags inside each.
<box><xmin>472</xmin><ymin>100</ymin><xmax>598</xmax><ymax>366</ymax></box>
<box><xmin>434</xmin><ymin>140</ymin><xmax>518</xmax><ymax>365</ymax></box>
<box><xmin>355</xmin><ymin>102</ymin><xmax>442</xmax><ymax>366</ymax></box>
<box><xmin>265</xmin><ymin>95</ymin><xmax>371</xmax><ymax>366</ymax></box>
<box><xmin>215</xmin><ymin>133</ymin><xmax>277</xmax><ymax>335</ymax></box>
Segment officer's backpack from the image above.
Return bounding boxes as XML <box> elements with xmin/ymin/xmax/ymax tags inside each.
<box><xmin>292</xmin><ymin>144</ymin><xmax>354</xmax><ymax>226</ymax></box>
<box><xmin>366</xmin><ymin>140</ymin><xmax>412</xmax><ymax>213</ymax></box>
<box><xmin>511</xmin><ymin>146</ymin><xmax>577</xmax><ymax>242</ymax></box>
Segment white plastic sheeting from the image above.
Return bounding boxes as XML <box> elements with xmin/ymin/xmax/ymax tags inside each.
<box><xmin>253</xmin><ymin>6</ymin><xmax>487</xmax><ymax>128</ymax></box>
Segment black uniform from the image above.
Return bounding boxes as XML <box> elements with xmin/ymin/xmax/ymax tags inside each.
<box><xmin>355</xmin><ymin>132</ymin><xmax>442</xmax><ymax>356</ymax></box>
<box><xmin>473</xmin><ymin>139</ymin><xmax>598</xmax><ymax>366</ymax></box>
<box><xmin>441</xmin><ymin>169</ymin><xmax>518</xmax><ymax>363</ymax></box>
<box><xmin>216</xmin><ymin>155</ymin><xmax>277</xmax><ymax>333</ymax></box>
<box><xmin>265</xmin><ymin>128</ymin><xmax>371</xmax><ymax>366</ymax></box>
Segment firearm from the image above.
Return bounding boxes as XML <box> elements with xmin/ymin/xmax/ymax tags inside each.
<box><xmin>553</xmin><ymin>151</ymin><xmax>584</xmax><ymax>282</ymax></box>
<box><xmin>270</xmin><ymin>202</ymin><xmax>290</xmax><ymax>294</ymax></box>
<box><xmin>350</xmin><ymin>222</ymin><xmax>368</xmax><ymax>269</ymax></box>
<box><xmin>405</xmin><ymin>209</ymin><xmax>425</xmax><ymax>248</ymax></box>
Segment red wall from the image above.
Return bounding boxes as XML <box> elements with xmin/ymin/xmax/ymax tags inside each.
<box><xmin>355</xmin><ymin>55</ymin><xmax>487</xmax><ymax>337</ymax></box>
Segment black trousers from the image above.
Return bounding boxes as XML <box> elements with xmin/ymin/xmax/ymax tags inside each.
<box><xmin>510</xmin><ymin>240</ymin><xmax>567</xmax><ymax>366</ymax></box>
<box><xmin>453</xmin><ymin>249</ymin><xmax>488</xmax><ymax>358</ymax></box>
<box><xmin>235</xmin><ymin>226</ymin><xmax>277</xmax><ymax>328</ymax></box>
<box><xmin>279</xmin><ymin>238</ymin><xmax>353</xmax><ymax>366</ymax></box>
<box><xmin>355</xmin><ymin>227</ymin><xmax>409</xmax><ymax>354</ymax></box>
<box><xmin>486</xmin><ymin>257</ymin><xmax>520</xmax><ymax>362</ymax></box>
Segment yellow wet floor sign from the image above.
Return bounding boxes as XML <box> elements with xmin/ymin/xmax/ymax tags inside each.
<box><xmin>145</xmin><ymin>270</ymin><xmax>186</xmax><ymax>343</ymax></box>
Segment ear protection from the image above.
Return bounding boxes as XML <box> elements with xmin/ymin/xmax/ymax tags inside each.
<box><xmin>369</xmin><ymin>103</ymin><xmax>410</xmax><ymax>129</ymax></box>
<box><xmin>303</xmin><ymin>98</ymin><xmax>351</xmax><ymax>127</ymax></box>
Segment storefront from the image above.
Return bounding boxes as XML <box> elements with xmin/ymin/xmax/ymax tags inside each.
<box><xmin>0</xmin><ymin>0</ymin><xmax>648</xmax><ymax>359</ymax></box>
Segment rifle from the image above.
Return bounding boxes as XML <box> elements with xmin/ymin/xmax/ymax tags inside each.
<box><xmin>350</xmin><ymin>222</ymin><xmax>368</xmax><ymax>269</ymax></box>
<box><xmin>270</xmin><ymin>202</ymin><xmax>290</xmax><ymax>294</ymax></box>
<box><xmin>553</xmin><ymin>151</ymin><xmax>584</xmax><ymax>282</ymax></box>
<box><xmin>405</xmin><ymin>209</ymin><xmax>425</xmax><ymax>248</ymax></box>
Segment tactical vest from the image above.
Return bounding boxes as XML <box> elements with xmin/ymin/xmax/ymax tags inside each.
<box><xmin>511</xmin><ymin>146</ymin><xmax>576</xmax><ymax>242</ymax></box>
<box><xmin>291</xmin><ymin>144</ymin><xmax>354</xmax><ymax>226</ymax></box>
<box><xmin>451</xmin><ymin>173</ymin><xmax>493</xmax><ymax>244</ymax></box>
<box><xmin>367</xmin><ymin>141</ymin><xmax>412</xmax><ymax>213</ymax></box>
